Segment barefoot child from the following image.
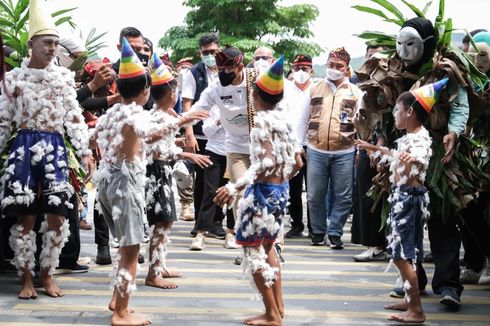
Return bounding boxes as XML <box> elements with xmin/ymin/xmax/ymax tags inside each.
<box><xmin>0</xmin><ymin>0</ymin><xmax>93</xmax><ymax>299</ymax></box>
<box><xmin>355</xmin><ymin>78</ymin><xmax>449</xmax><ymax>324</ymax></box>
<box><xmin>144</xmin><ymin>53</ymin><xmax>212</xmax><ymax>290</ymax></box>
<box><xmin>215</xmin><ymin>57</ymin><xmax>303</xmax><ymax>326</ymax></box>
<box><xmin>93</xmin><ymin>38</ymin><xmax>208</xmax><ymax>326</ymax></box>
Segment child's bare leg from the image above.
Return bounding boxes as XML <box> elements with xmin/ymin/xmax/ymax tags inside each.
<box><xmin>387</xmin><ymin>260</ymin><xmax>425</xmax><ymax>323</ymax></box>
<box><xmin>145</xmin><ymin>221</ymin><xmax>178</xmax><ymax>289</ymax></box>
<box><xmin>111</xmin><ymin>244</ymin><xmax>151</xmax><ymax>326</ymax></box>
<box><xmin>40</xmin><ymin>214</ymin><xmax>70</xmax><ymax>298</ymax></box>
<box><xmin>264</xmin><ymin>242</ymin><xmax>284</xmax><ymax>318</ymax></box>
<box><xmin>243</xmin><ymin>245</ymin><xmax>282</xmax><ymax>326</ymax></box>
<box><xmin>10</xmin><ymin>215</ymin><xmax>37</xmax><ymax>299</ymax></box>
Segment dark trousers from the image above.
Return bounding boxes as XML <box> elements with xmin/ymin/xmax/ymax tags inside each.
<box><xmin>94</xmin><ymin>193</ymin><xmax>110</xmax><ymax>247</ymax></box>
<box><xmin>288</xmin><ymin>154</ymin><xmax>310</xmax><ymax>232</ymax></box>
<box><xmin>196</xmin><ymin>150</ymin><xmax>227</xmax><ymax>232</ymax></box>
<box><xmin>428</xmin><ymin>216</ymin><xmax>464</xmax><ymax>296</ymax></box>
<box><xmin>193</xmin><ymin>138</ymin><xmax>207</xmax><ymax>221</ymax></box>
<box><xmin>351</xmin><ymin>149</ymin><xmax>386</xmax><ymax>247</ymax></box>
<box><xmin>461</xmin><ymin>193</ymin><xmax>490</xmax><ymax>272</ymax></box>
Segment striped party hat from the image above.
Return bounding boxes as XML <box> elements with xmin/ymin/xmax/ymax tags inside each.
<box><xmin>150</xmin><ymin>52</ymin><xmax>174</xmax><ymax>85</ymax></box>
<box><xmin>256</xmin><ymin>56</ymin><xmax>284</xmax><ymax>95</ymax></box>
<box><xmin>118</xmin><ymin>37</ymin><xmax>145</xmax><ymax>79</ymax></box>
<box><xmin>411</xmin><ymin>77</ymin><xmax>449</xmax><ymax>112</ymax></box>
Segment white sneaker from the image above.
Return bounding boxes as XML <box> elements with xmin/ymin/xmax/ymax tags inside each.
<box><xmin>77</xmin><ymin>256</ymin><xmax>91</xmax><ymax>265</ymax></box>
<box><xmin>460</xmin><ymin>266</ymin><xmax>481</xmax><ymax>284</ymax></box>
<box><xmin>224</xmin><ymin>233</ymin><xmax>239</xmax><ymax>249</ymax></box>
<box><xmin>179</xmin><ymin>203</ymin><xmax>194</xmax><ymax>221</ymax></box>
<box><xmin>353</xmin><ymin>247</ymin><xmax>388</xmax><ymax>262</ymax></box>
<box><xmin>190</xmin><ymin>233</ymin><xmax>205</xmax><ymax>251</ymax></box>
<box><xmin>478</xmin><ymin>256</ymin><xmax>490</xmax><ymax>285</ymax></box>
<box><xmin>110</xmin><ymin>238</ymin><xmax>120</xmax><ymax>248</ymax></box>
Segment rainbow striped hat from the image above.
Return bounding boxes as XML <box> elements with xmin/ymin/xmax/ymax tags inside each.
<box><xmin>411</xmin><ymin>77</ymin><xmax>449</xmax><ymax>112</ymax></box>
<box><xmin>256</xmin><ymin>55</ymin><xmax>284</xmax><ymax>95</ymax></box>
<box><xmin>118</xmin><ymin>37</ymin><xmax>146</xmax><ymax>79</ymax></box>
<box><xmin>150</xmin><ymin>52</ymin><xmax>174</xmax><ymax>85</ymax></box>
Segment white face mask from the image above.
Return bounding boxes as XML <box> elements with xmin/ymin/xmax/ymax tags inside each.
<box><xmin>293</xmin><ymin>70</ymin><xmax>310</xmax><ymax>84</ymax></box>
<box><xmin>254</xmin><ymin>59</ymin><xmax>271</xmax><ymax>75</ymax></box>
<box><xmin>326</xmin><ymin>68</ymin><xmax>344</xmax><ymax>81</ymax></box>
<box><xmin>202</xmin><ymin>54</ymin><xmax>216</xmax><ymax>67</ymax></box>
<box><xmin>396</xmin><ymin>26</ymin><xmax>426</xmax><ymax>66</ymax></box>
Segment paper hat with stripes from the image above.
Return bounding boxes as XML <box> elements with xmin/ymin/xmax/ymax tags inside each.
<box><xmin>150</xmin><ymin>52</ymin><xmax>174</xmax><ymax>85</ymax></box>
<box><xmin>118</xmin><ymin>37</ymin><xmax>146</xmax><ymax>79</ymax></box>
<box><xmin>410</xmin><ymin>77</ymin><xmax>449</xmax><ymax>112</ymax></box>
<box><xmin>256</xmin><ymin>55</ymin><xmax>284</xmax><ymax>95</ymax></box>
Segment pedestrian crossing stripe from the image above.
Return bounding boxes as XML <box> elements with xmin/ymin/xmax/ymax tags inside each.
<box><xmin>11</xmin><ymin>304</ymin><xmax>490</xmax><ymax>322</ymax></box>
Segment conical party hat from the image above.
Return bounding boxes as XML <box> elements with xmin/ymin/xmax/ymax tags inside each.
<box><xmin>150</xmin><ymin>52</ymin><xmax>174</xmax><ymax>85</ymax></box>
<box><xmin>118</xmin><ymin>37</ymin><xmax>146</xmax><ymax>79</ymax></box>
<box><xmin>29</xmin><ymin>0</ymin><xmax>58</xmax><ymax>40</ymax></box>
<box><xmin>411</xmin><ymin>77</ymin><xmax>449</xmax><ymax>112</ymax></box>
<box><xmin>256</xmin><ymin>55</ymin><xmax>284</xmax><ymax>95</ymax></box>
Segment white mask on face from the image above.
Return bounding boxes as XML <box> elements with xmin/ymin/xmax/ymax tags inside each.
<box><xmin>255</xmin><ymin>59</ymin><xmax>271</xmax><ymax>75</ymax></box>
<box><xmin>293</xmin><ymin>70</ymin><xmax>310</xmax><ymax>84</ymax></box>
<box><xmin>396</xmin><ymin>26</ymin><xmax>426</xmax><ymax>66</ymax></box>
<box><xmin>326</xmin><ymin>68</ymin><xmax>344</xmax><ymax>81</ymax></box>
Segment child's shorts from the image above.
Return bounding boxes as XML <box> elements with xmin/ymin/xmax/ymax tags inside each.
<box><xmin>388</xmin><ymin>185</ymin><xmax>428</xmax><ymax>263</ymax></box>
<box><xmin>145</xmin><ymin>160</ymin><xmax>177</xmax><ymax>225</ymax></box>
<box><xmin>1</xmin><ymin>129</ymin><xmax>71</xmax><ymax>217</ymax></box>
<box><xmin>97</xmin><ymin>162</ymin><xmax>146</xmax><ymax>247</ymax></box>
<box><xmin>236</xmin><ymin>182</ymin><xmax>289</xmax><ymax>246</ymax></box>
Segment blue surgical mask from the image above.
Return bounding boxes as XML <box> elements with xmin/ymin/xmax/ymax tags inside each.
<box><xmin>202</xmin><ymin>54</ymin><xmax>216</xmax><ymax>67</ymax></box>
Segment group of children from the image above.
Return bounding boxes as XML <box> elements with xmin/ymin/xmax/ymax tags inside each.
<box><xmin>0</xmin><ymin>2</ymin><xmax>450</xmax><ymax>325</ymax></box>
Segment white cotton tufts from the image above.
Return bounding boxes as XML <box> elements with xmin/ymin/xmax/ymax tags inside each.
<box><xmin>242</xmin><ymin>246</ymin><xmax>279</xmax><ymax>299</ymax></box>
<box><xmin>393</xmin><ymin>201</ymin><xmax>404</xmax><ymax>214</ymax></box>
<box><xmin>112</xmin><ymin>268</ymin><xmax>135</xmax><ymax>298</ymax></box>
<box><xmin>57</xmin><ymin>160</ymin><xmax>67</xmax><ymax>169</ymax></box>
<box><xmin>39</xmin><ymin>219</ymin><xmax>70</xmax><ymax>276</ymax></box>
<box><xmin>150</xmin><ymin>227</ymin><xmax>169</xmax><ymax>278</ymax></box>
<box><xmin>8</xmin><ymin>224</ymin><xmax>37</xmax><ymax>277</ymax></box>
<box><xmin>48</xmin><ymin>195</ymin><xmax>62</xmax><ymax>206</ymax></box>
<box><xmin>112</xmin><ymin>205</ymin><xmax>122</xmax><ymax>221</ymax></box>
<box><xmin>403</xmin><ymin>280</ymin><xmax>412</xmax><ymax>291</ymax></box>
<box><xmin>155</xmin><ymin>202</ymin><xmax>162</xmax><ymax>214</ymax></box>
<box><xmin>64</xmin><ymin>200</ymin><xmax>74</xmax><ymax>209</ymax></box>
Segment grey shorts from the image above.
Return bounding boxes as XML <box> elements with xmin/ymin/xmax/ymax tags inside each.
<box><xmin>97</xmin><ymin>162</ymin><xmax>146</xmax><ymax>247</ymax></box>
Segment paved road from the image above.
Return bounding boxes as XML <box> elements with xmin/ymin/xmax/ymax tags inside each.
<box><xmin>0</xmin><ymin>189</ymin><xmax>489</xmax><ymax>325</ymax></box>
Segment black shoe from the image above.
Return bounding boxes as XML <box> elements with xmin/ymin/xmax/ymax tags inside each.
<box><xmin>138</xmin><ymin>253</ymin><xmax>145</xmax><ymax>264</ymax></box>
<box><xmin>190</xmin><ymin>224</ymin><xmax>197</xmax><ymax>237</ymax></box>
<box><xmin>440</xmin><ymin>288</ymin><xmax>461</xmax><ymax>310</ymax></box>
<box><xmin>208</xmin><ymin>221</ymin><xmax>226</xmax><ymax>239</ymax></box>
<box><xmin>275</xmin><ymin>243</ymin><xmax>285</xmax><ymax>263</ymax></box>
<box><xmin>311</xmin><ymin>234</ymin><xmax>325</xmax><ymax>246</ymax></box>
<box><xmin>328</xmin><ymin>235</ymin><xmax>344</xmax><ymax>250</ymax></box>
<box><xmin>234</xmin><ymin>256</ymin><xmax>242</xmax><ymax>265</ymax></box>
<box><xmin>286</xmin><ymin>226</ymin><xmax>304</xmax><ymax>238</ymax></box>
<box><xmin>424</xmin><ymin>252</ymin><xmax>433</xmax><ymax>263</ymax></box>
<box><xmin>55</xmin><ymin>263</ymin><xmax>89</xmax><ymax>275</ymax></box>
<box><xmin>96</xmin><ymin>245</ymin><xmax>112</xmax><ymax>265</ymax></box>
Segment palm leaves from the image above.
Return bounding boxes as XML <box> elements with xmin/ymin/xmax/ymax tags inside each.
<box><xmin>0</xmin><ymin>0</ymin><xmax>77</xmax><ymax>67</ymax></box>
<box><xmin>84</xmin><ymin>28</ymin><xmax>108</xmax><ymax>57</ymax></box>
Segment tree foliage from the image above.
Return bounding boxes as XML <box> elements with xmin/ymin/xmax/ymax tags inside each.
<box><xmin>159</xmin><ymin>0</ymin><xmax>322</xmax><ymax>64</ymax></box>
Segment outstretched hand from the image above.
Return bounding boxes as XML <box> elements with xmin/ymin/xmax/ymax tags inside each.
<box><xmin>214</xmin><ymin>186</ymin><xmax>233</xmax><ymax>208</ymax></box>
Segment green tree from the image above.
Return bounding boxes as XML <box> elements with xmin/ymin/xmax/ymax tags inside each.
<box><xmin>159</xmin><ymin>0</ymin><xmax>322</xmax><ymax>64</ymax></box>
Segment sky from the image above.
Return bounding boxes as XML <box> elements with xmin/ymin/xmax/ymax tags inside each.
<box><xmin>48</xmin><ymin>0</ymin><xmax>489</xmax><ymax>63</ymax></box>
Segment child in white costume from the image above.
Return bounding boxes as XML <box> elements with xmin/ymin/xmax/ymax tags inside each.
<box><xmin>0</xmin><ymin>0</ymin><xmax>92</xmax><ymax>300</ymax></box>
<box><xmin>215</xmin><ymin>56</ymin><xmax>303</xmax><ymax>326</ymax></box>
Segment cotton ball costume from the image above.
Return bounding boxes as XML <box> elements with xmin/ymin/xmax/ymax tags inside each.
<box><xmin>0</xmin><ymin>0</ymin><xmax>88</xmax><ymax>280</ymax></box>
<box><xmin>227</xmin><ymin>57</ymin><xmax>300</xmax><ymax>294</ymax></box>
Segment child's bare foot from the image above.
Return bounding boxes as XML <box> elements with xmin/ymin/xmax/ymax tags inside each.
<box><xmin>145</xmin><ymin>276</ymin><xmax>178</xmax><ymax>289</ymax></box>
<box><xmin>388</xmin><ymin>310</ymin><xmax>426</xmax><ymax>324</ymax></box>
<box><xmin>41</xmin><ymin>275</ymin><xmax>64</xmax><ymax>297</ymax></box>
<box><xmin>112</xmin><ymin>311</ymin><xmax>151</xmax><ymax>326</ymax></box>
<box><xmin>243</xmin><ymin>313</ymin><xmax>282</xmax><ymax>325</ymax></box>
<box><xmin>161</xmin><ymin>270</ymin><xmax>182</xmax><ymax>278</ymax></box>
<box><xmin>384</xmin><ymin>301</ymin><xmax>409</xmax><ymax>311</ymax></box>
<box><xmin>18</xmin><ymin>277</ymin><xmax>38</xmax><ymax>300</ymax></box>
<box><xmin>108</xmin><ymin>300</ymin><xmax>135</xmax><ymax>313</ymax></box>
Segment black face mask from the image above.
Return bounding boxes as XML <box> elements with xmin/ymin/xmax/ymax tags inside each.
<box><xmin>136</xmin><ymin>52</ymin><xmax>149</xmax><ymax>67</ymax></box>
<box><xmin>219</xmin><ymin>70</ymin><xmax>236</xmax><ymax>87</ymax></box>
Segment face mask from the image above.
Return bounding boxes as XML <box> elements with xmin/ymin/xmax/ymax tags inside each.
<box><xmin>326</xmin><ymin>68</ymin><xmax>344</xmax><ymax>81</ymax></box>
<box><xmin>136</xmin><ymin>52</ymin><xmax>149</xmax><ymax>67</ymax></box>
<box><xmin>202</xmin><ymin>54</ymin><xmax>216</xmax><ymax>67</ymax></box>
<box><xmin>396</xmin><ymin>26</ymin><xmax>425</xmax><ymax>66</ymax></box>
<box><xmin>218</xmin><ymin>70</ymin><xmax>236</xmax><ymax>87</ymax></box>
<box><xmin>255</xmin><ymin>59</ymin><xmax>270</xmax><ymax>75</ymax></box>
<box><xmin>293</xmin><ymin>70</ymin><xmax>310</xmax><ymax>84</ymax></box>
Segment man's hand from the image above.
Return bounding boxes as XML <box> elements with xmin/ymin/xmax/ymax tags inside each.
<box><xmin>82</xmin><ymin>154</ymin><xmax>95</xmax><ymax>184</ymax></box>
<box><xmin>187</xmin><ymin>153</ymin><xmax>212</xmax><ymax>169</ymax></box>
<box><xmin>88</xmin><ymin>63</ymin><xmax>112</xmax><ymax>93</ymax></box>
<box><xmin>442</xmin><ymin>131</ymin><xmax>457</xmax><ymax>164</ymax></box>
<box><xmin>214</xmin><ymin>186</ymin><xmax>233</xmax><ymax>208</ymax></box>
<box><xmin>181</xmin><ymin>110</ymin><xmax>211</xmax><ymax>125</ymax></box>
<box><xmin>185</xmin><ymin>134</ymin><xmax>198</xmax><ymax>153</ymax></box>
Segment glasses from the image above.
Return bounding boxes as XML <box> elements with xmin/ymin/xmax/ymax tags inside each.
<box><xmin>201</xmin><ymin>49</ymin><xmax>218</xmax><ymax>56</ymax></box>
<box><xmin>254</xmin><ymin>56</ymin><xmax>271</xmax><ymax>61</ymax></box>
<box><xmin>292</xmin><ymin>66</ymin><xmax>311</xmax><ymax>72</ymax></box>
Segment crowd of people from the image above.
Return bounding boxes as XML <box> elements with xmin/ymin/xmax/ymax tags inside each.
<box><xmin>0</xmin><ymin>0</ymin><xmax>489</xmax><ymax>325</ymax></box>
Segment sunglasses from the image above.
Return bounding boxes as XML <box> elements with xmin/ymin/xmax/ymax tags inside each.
<box><xmin>201</xmin><ymin>49</ymin><xmax>218</xmax><ymax>56</ymax></box>
<box><xmin>254</xmin><ymin>56</ymin><xmax>271</xmax><ymax>61</ymax></box>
